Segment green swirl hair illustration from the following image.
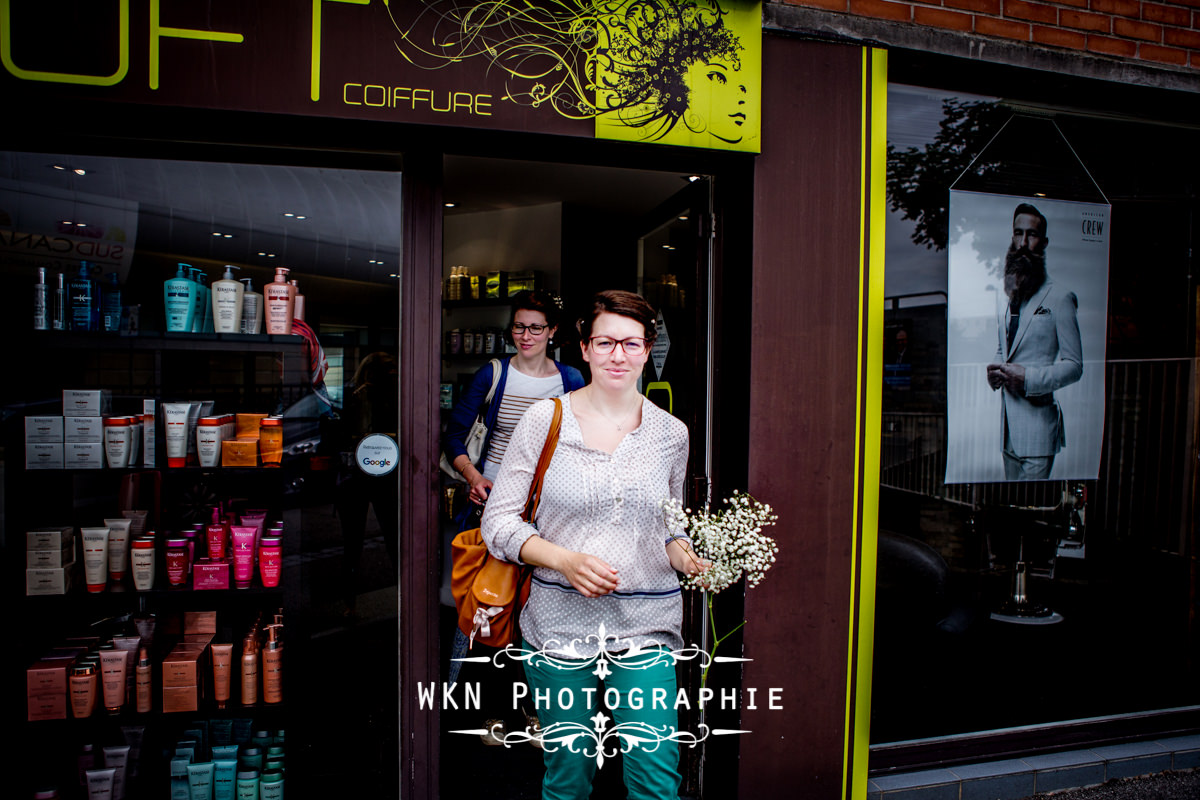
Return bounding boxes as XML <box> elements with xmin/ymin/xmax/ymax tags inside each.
<box><xmin>392</xmin><ymin>0</ymin><xmax>743</xmax><ymax>141</ymax></box>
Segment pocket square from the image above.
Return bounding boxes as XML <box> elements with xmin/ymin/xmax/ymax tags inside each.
<box><xmin>1034</xmin><ymin>307</ymin><xmax>1051</xmax><ymax>315</ymax></box>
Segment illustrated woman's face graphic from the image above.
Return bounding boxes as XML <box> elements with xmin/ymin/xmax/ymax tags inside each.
<box><xmin>685</xmin><ymin>59</ymin><xmax>747</xmax><ymax>144</ymax></box>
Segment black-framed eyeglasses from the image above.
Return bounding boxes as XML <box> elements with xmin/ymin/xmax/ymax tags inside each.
<box><xmin>511</xmin><ymin>322</ymin><xmax>548</xmax><ymax>335</ymax></box>
<box><xmin>587</xmin><ymin>336</ymin><xmax>652</xmax><ymax>356</ymax></box>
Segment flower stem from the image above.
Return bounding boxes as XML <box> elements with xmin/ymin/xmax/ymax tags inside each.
<box><xmin>701</xmin><ymin>593</ymin><xmax>747</xmax><ymax>690</ymax></box>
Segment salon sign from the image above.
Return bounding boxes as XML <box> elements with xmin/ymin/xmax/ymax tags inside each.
<box><xmin>0</xmin><ymin>0</ymin><xmax>761</xmax><ymax>153</ymax></box>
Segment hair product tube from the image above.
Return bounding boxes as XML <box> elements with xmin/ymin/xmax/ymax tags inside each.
<box><xmin>135</xmin><ymin>648</ymin><xmax>152</xmax><ymax>714</ymax></box>
<box><xmin>163</xmin><ymin>403</ymin><xmax>191</xmax><ymax>468</ymax></box>
<box><xmin>213</xmin><ymin>759</ymin><xmax>239</xmax><ymax>800</ymax></box>
<box><xmin>82</xmin><ymin>527</ymin><xmax>111</xmax><ymax>592</ymax></box>
<box><xmin>85</xmin><ymin>767</ymin><xmax>117</xmax><ymax>800</ymax></box>
<box><xmin>101</xmin><ymin>744</ymin><xmax>131</xmax><ymax>800</ymax></box>
<box><xmin>211</xmin><ymin>643</ymin><xmax>234</xmax><ymax>709</ymax></box>
<box><xmin>121</xmin><ymin>509</ymin><xmax>148</xmax><ymax>539</ymax></box>
<box><xmin>240</xmin><ymin>637</ymin><xmax>258</xmax><ymax>706</ymax></box>
<box><xmin>186</xmin><ymin>762</ymin><xmax>216</xmax><ymax>800</ymax></box>
<box><xmin>103</xmin><ymin>518</ymin><xmax>133</xmax><ymax>582</ymax></box>
<box><xmin>99</xmin><ymin>648</ymin><xmax>128</xmax><ymax>714</ymax></box>
<box><xmin>185</xmin><ymin>402</ymin><xmax>205</xmax><ymax>465</ymax></box>
<box><xmin>262</xmin><ymin>625</ymin><xmax>283</xmax><ymax>704</ymax></box>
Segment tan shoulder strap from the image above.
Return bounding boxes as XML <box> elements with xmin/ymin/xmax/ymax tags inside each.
<box><xmin>522</xmin><ymin>398</ymin><xmax>563</xmax><ymax>522</ymax></box>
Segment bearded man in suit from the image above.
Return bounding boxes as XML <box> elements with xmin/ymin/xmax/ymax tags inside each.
<box><xmin>986</xmin><ymin>203</ymin><xmax>1083</xmax><ymax>480</ymax></box>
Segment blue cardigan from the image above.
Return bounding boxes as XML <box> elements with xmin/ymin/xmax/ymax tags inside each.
<box><xmin>442</xmin><ymin>356</ymin><xmax>585</xmax><ymax>466</ymax></box>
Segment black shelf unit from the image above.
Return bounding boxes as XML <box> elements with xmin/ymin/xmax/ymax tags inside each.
<box><xmin>7</xmin><ymin>333</ymin><xmax>307</xmax><ymax>800</ymax></box>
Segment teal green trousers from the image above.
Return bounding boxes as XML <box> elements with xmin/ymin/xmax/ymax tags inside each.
<box><xmin>522</xmin><ymin>641</ymin><xmax>683</xmax><ymax>800</ymax></box>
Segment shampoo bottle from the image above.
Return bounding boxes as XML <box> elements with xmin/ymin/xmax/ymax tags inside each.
<box><xmin>212</xmin><ymin>265</ymin><xmax>245</xmax><ymax>333</ymax></box>
<box><xmin>240</xmin><ymin>279</ymin><xmax>264</xmax><ymax>334</ymax></box>
<box><xmin>53</xmin><ymin>272</ymin><xmax>66</xmax><ymax>330</ymax></box>
<box><xmin>68</xmin><ymin>262</ymin><xmax>98</xmax><ymax>331</ymax></box>
<box><xmin>188</xmin><ymin>268</ymin><xmax>206</xmax><ymax>333</ymax></box>
<box><xmin>135</xmin><ymin>647</ymin><xmax>152</xmax><ymax>714</ymax></box>
<box><xmin>164</xmin><ymin>264</ymin><xmax>197</xmax><ymax>333</ymax></box>
<box><xmin>289</xmin><ymin>279</ymin><xmax>305</xmax><ymax>322</ymax></box>
<box><xmin>264</xmin><ymin>268</ymin><xmax>294</xmax><ymax>335</ymax></box>
<box><xmin>33</xmin><ymin>267</ymin><xmax>49</xmax><ymax>330</ymax></box>
<box><xmin>200</xmin><ymin>272</ymin><xmax>215</xmax><ymax>332</ymax></box>
<box><xmin>263</xmin><ymin>624</ymin><xmax>283</xmax><ymax>704</ymax></box>
<box><xmin>101</xmin><ymin>273</ymin><xmax>122</xmax><ymax>333</ymax></box>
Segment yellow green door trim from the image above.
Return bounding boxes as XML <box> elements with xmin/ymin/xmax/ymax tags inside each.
<box><xmin>843</xmin><ymin>45</ymin><xmax>887</xmax><ymax>800</ymax></box>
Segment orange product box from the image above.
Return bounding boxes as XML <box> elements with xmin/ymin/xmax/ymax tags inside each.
<box><xmin>27</xmin><ymin>659</ymin><xmax>70</xmax><ymax>721</ymax></box>
<box><xmin>222</xmin><ymin>438</ymin><xmax>259</xmax><ymax>468</ymax></box>
<box><xmin>235</xmin><ymin>413</ymin><xmax>269</xmax><ymax>438</ymax></box>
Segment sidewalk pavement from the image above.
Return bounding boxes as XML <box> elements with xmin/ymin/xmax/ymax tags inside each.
<box><xmin>1023</xmin><ymin>768</ymin><xmax>1200</xmax><ymax>799</ymax></box>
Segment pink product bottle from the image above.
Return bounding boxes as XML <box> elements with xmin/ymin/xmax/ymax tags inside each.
<box><xmin>206</xmin><ymin>507</ymin><xmax>227</xmax><ymax>561</ymax></box>
<box><xmin>259</xmin><ymin>536</ymin><xmax>283</xmax><ymax>588</ymax></box>
<box><xmin>185</xmin><ymin>527</ymin><xmax>201</xmax><ymax>572</ymax></box>
<box><xmin>165</xmin><ymin>539</ymin><xmax>189</xmax><ymax>586</ymax></box>
<box><xmin>264</xmin><ymin>267</ymin><xmax>294</xmax><ymax>335</ymax></box>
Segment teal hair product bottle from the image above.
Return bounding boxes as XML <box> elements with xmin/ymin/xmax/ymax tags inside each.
<box><xmin>101</xmin><ymin>273</ymin><xmax>122</xmax><ymax>333</ymax></box>
<box><xmin>200</xmin><ymin>272</ymin><xmax>215</xmax><ymax>333</ymax></box>
<box><xmin>164</xmin><ymin>264</ymin><xmax>197</xmax><ymax>333</ymax></box>
<box><xmin>188</xmin><ymin>268</ymin><xmax>205</xmax><ymax>333</ymax></box>
<box><xmin>68</xmin><ymin>262</ymin><xmax>98</xmax><ymax>331</ymax></box>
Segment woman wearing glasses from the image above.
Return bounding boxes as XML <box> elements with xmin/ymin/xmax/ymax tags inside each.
<box><xmin>482</xmin><ymin>290</ymin><xmax>709</xmax><ymax>800</ymax></box>
<box><xmin>444</xmin><ymin>290</ymin><xmax>586</xmax><ymax>509</ymax></box>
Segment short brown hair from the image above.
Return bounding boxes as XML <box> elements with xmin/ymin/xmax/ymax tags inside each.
<box><xmin>577</xmin><ymin>290</ymin><xmax>657</xmax><ymax>341</ymax></box>
<box><xmin>509</xmin><ymin>290</ymin><xmax>562</xmax><ymax>330</ymax></box>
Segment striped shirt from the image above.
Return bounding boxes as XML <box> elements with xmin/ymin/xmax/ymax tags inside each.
<box><xmin>481</xmin><ymin>393</ymin><xmax>691</xmax><ymax>657</ymax></box>
<box><xmin>482</xmin><ymin>366</ymin><xmax>569</xmax><ymax>481</ymax></box>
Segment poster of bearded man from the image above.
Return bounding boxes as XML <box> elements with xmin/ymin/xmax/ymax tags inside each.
<box><xmin>944</xmin><ymin>191</ymin><xmax>1110</xmax><ymax>483</ymax></box>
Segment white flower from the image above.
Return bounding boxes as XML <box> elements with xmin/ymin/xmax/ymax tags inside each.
<box><xmin>662</xmin><ymin>492</ymin><xmax>779</xmax><ymax>594</ymax></box>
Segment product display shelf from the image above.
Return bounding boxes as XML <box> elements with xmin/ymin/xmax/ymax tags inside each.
<box><xmin>441</xmin><ymin>297</ymin><xmax>512</xmax><ymax>310</ymax></box>
<box><xmin>8</xmin><ymin>332</ymin><xmax>306</xmax><ymax>800</ymax></box>
<box><xmin>441</xmin><ymin>351</ymin><xmax>508</xmax><ymax>363</ymax></box>
<box><xmin>27</xmin><ymin>329</ymin><xmax>310</xmax><ymax>352</ymax></box>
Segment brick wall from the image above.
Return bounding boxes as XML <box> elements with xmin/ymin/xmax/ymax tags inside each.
<box><xmin>777</xmin><ymin>0</ymin><xmax>1200</xmax><ymax>69</ymax></box>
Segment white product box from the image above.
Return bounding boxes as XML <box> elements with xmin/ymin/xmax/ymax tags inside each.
<box><xmin>26</xmin><ymin>547</ymin><xmax>74</xmax><ymax>569</ymax></box>
<box><xmin>27</xmin><ymin>527</ymin><xmax>74</xmax><ymax>550</ymax></box>
<box><xmin>26</xmin><ymin>442</ymin><xmax>63</xmax><ymax>470</ymax></box>
<box><xmin>144</xmin><ymin>399</ymin><xmax>156</xmax><ymax>467</ymax></box>
<box><xmin>25</xmin><ymin>416</ymin><xmax>63</xmax><ymax>443</ymax></box>
<box><xmin>63</xmin><ymin>416</ymin><xmax>104</xmax><ymax>443</ymax></box>
<box><xmin>26</xmin><ymin>566</ymin><xmax>73</xmax><ymax>596</ymax></box>
<box><xmin>64</xmin><ymin>442</ymin><xmax>104</xmax><ymax>469</ymax></box>
<box><xmin>62</xmin><ymin>389</ymin><xmax>112</xmax><ymax>417</ymax></box>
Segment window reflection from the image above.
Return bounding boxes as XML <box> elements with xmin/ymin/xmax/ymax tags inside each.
<box><xmin>875</xmin><ymin>86</ymin><xmax>1200</xmax><ymax>745</ymax></box>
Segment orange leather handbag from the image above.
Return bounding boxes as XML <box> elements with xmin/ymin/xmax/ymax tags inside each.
<box><xmin>451</xmin><ymin>398</ymin><xmax>562</xmax><ymax>649</ymax></box>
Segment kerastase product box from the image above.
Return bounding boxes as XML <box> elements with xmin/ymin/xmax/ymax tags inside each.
<box><xmin>62</xmin><ymin>389</ymin><xmax>112</xmax><ymax>417</ymax></box>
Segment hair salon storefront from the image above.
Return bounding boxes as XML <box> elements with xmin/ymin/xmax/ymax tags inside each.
<box><xmin>3</xmin><ymin>2</ymin><xmax>1199</xmax><ymax>800</ymax></box>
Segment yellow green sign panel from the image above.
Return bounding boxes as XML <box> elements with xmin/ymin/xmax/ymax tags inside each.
<box><xmin>592</xmin><ymin>0</ymin><xmax>761</xmax><ymax>152</ymax></box>
<box><xmin>1</xmin><ymin>0</ymin><xmax>761</xmax><ymax>153</ymax></box>
<box><xmin>394</xmin><ymin>0</ymin><xmax>761</xmax><ymax>152</ymax></box>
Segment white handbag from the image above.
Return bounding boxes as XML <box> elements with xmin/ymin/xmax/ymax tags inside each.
<box><xmin>439</xmin><ymin>359</ymin><xmax>501</xmax><ymax>481</ymax></box>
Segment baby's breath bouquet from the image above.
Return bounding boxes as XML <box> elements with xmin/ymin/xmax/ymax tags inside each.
<box><xmin>663</xmin><ymin>492</ymin><xmax>779</xmax><ymax>686</ymax></box>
